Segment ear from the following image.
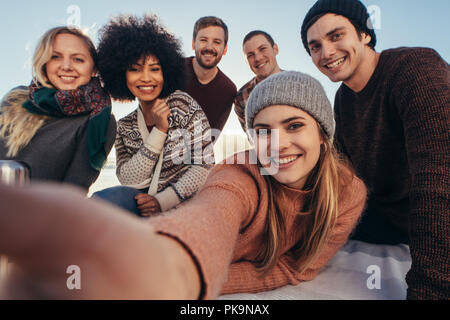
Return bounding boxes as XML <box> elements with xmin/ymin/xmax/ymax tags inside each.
<box><xmin>223</xmin><ymin>44</ymin><xmax>228</xmax><ymax>56</ymax></box>
<box><xmin>192</xmin><ymin>39</ymin><xmax>196</xmax><ymax>51</ymax></box>
<box><xmin>273</xmin><ymin>43</ymin><xmax>279</xmax><ymax>55</ymax></box>
<box><xmin>362</xmin><ymin>32</ymin><xmax>371</xmax><ymax>46</ymax></box>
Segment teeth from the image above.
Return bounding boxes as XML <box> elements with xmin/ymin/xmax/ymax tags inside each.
<box><xmin>60</xmin><ymin>76</ymin><xmax>76</xmax><ymax>80</ymax></box>
<box><xmin>327</xmin><ymin>57</ymin><xmax>345</xmax><ymax>69</ymax></box>
<box><xmin>275</xmin><ymin>155</ymin><xmax>299</xmax><ymax>165</ymax></box>
<box><xmin>256</xmin><ymin>63</ymin><xmax>266</xmax><ymax>69</ymax></box>
<box><xmin>139</xmin><ymin>86</ymin><xmax>155</xmax><ymax>91</ymax></box>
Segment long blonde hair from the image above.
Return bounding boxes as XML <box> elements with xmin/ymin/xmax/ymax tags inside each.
<box><xmin>0</xmin><ymin>89</ymin><xmax>47</xmax><ymax>157</ymax></box>
<box><xmin>255</xmin><ymin>127</ymin><xmax>354</xmax><ymax>275</ymax></box>
<box><xmin>0</xmin><ymin>26</ymin><xmax>97</xmax><ymax>157</ymax></box>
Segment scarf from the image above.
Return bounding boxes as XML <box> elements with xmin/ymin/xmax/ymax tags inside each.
<box><xmin>22</xmin><ymin>77</ymin><xmax>112</xmax><ymax>170</ymax></box>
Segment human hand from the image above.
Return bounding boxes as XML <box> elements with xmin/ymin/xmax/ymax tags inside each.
<box><xmin>149</xmin><ymin>99</ymin><xmax>170</xmax><ymax>133</ymax></box>
<box><xmin>135</xmin><ymin>193</ymin><xmax>162</xmax><ymax>217</ymax></box>
<box><xmin>0</xmin><ymin>183</ymin><xmax>199</xmax><ymax>299</ymax></box>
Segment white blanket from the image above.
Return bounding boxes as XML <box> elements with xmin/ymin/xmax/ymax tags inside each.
<box><xmin>219</xmin><ymin>240</ymin><xmax>411</xmax><ymax>300</ymax></box>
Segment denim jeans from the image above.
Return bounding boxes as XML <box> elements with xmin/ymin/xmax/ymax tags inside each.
<box><xmin>92</xmin><ymin>186</ymin><xmax>145</xmax><ymax>217</ymax></box>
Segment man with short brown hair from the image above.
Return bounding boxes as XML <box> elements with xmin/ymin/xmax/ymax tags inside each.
<box><xmin>234</xmin><ymin>30</ymin><xmax>282</xmax><ymax>131</ymax></box>
<box><xmin>184</xmin><ymin>16</ymin><xmax>236</xmax><ymax>133</ymax></box>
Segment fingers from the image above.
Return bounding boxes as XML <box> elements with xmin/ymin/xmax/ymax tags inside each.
<box><xmin>150</xmin><ymin>100</ymin><xmax>170</xmax><ymax>133</ymax></box>
<box><xmin>135</xmin><ymin>194</ymin><xmax>156</xmax><ymax>207</ymax></box>
<box><xmin>0</xmin><ymin>183</ymin><xmax>197</xmax><ymax>299</ymax></box>
<box><xmin>0</xmin><ymin>182</ymin><xmax>157</xmax><ymax>298</ymax></box>
<box><xmin>134</xmin><ymin>194</ymin><xmax>162</xmax><ymax>217</ymax></box>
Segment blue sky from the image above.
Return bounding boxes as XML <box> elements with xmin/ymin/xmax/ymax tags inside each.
<box><xmin>1</xmin><ymin>0</ymin><xmax>449</xmax><ymax>132</ymax></box>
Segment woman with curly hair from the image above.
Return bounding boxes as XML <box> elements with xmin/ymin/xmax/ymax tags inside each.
<box><xmin>93</xmin><ymin>15</ymin><xmax>214</xmax><ymax>216</ymax></box>
<box><xmin>0</xmin><ymin>26</ymin><xmax>116</xmax><ymax>193</ymax></box>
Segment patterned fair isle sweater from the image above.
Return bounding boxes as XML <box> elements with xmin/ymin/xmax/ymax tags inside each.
<box><xmin>115</xmin><ymin>90</ymin><xmax>214</xmax><ymax>211</ymax></box>
<box><xmin>334</xmin><ymin>47</ymin><xmax>449</xmax><ymax>299</ymax></box>
<box><xmin>149</xmin><ymin>151</ymin><xmax>367</xmax><ymax>299</ymax></box>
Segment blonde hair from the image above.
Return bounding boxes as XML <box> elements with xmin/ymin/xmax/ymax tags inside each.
<box><xmin>0</xmin><ymin>89</ymin><xmax>47</xmax><ymax>157</ymax></box>
<box><xmin>255</xmin><ymin>127</ymin><xmax>354</xmax><ymax>275</ymax></box>
<box><xmin>0</xmin><ymin>26</ymin><xmax>97</xmax><ymax>156</ymax></box>
<box><xmin>32</xmin><ymin>26</ymin><xmax>97</xmax><ymax>88</ymax></box>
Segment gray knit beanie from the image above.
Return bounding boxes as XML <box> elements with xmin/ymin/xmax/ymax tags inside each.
<box><xmin>245</xmin><ymin>71</ymin><xmax>335</xmax><ymax>139</ymax></box>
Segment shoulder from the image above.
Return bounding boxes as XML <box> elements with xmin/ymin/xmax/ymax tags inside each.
<box><xmin>117</xmin><ymin>109</ymin><xmax>138</xmax><ymax>134</ymax></box>
<box><xmin>1</xmin><ymin>86</ymin><xmax>29</xmax><ymax>109</ymax></box>
<box><xmin>216</xmin><ymin>68</ymin><xmax>237</xmax><ymax>92</ymax></box>
<box><xmin>237</xmin><ymin>77</ymin><xmax>257</xmax><ymax>95</ymax></box>
<box><xmin>107</xmin><ymin>114</ymin><xmax>117</xmax><ymax>135</ymax></box>
<box><xmin>201</xmin><ymin>150</ymin><xmax>265</xmax><ymax>200</ymax></box>
<box><xmin>167</xmin><ymin>90</ymin><xmax>198</xmax><ymax>108</ymax></box>
<box><xmin>184</xmin><ymin>57</ymin><xmax>195</xmax><ymax>77</ymax></box>
<box><xmin>381</xmin><ymin>47</ymin><xmax>448</xmax><ymax>75</ymax></box>
<box><xmin>211</xmin><ymin>150</ymin><xmax>264</xmax><ymax>187</ymax></box>
<box><xmin>166</xmin><ymin>91</ymin><xmax>210</xmax><ymax>130</ymax></box>
<box><xmin>184</xmin><ymin>56</ymin><xmax>193</xmax><ymax>67</ymax></box>
<box><xmin>383</xmin><ymin>46</ymin><xmax>444</xmax><ymax>61</ymax></box>
<box><xmin>118</xmin><ymin>109</ymin><xmax>137</xmax><ymax>125</ymax></box>
<box><xmin>167</xmin><ymin>90</ymin><xmax>207</xmax><ymax>117</ymax></box>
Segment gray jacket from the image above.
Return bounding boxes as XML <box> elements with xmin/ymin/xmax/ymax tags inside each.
<box><xmin>0</xmin><ymin>92</ymin><xmax>116</xmax><ymax>192</ymax></box>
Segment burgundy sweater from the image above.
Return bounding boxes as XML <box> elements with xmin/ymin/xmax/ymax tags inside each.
<box><xmin>334</xmin><ymin>47</ymin><xmax>449</xmax><ymax>300</ymax></box>
<box><xmin>184</xmin><ymin>57</ymin><xmax>237</xmax><ymax>132</ymax></box>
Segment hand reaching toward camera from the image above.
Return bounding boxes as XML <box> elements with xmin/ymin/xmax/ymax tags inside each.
<box><xmin>0</xmin><ymin>183</ymin><xmax>200</xmax><ymax>299</ymax></box>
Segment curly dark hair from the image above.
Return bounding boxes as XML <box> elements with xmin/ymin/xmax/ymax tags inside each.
<box><xmin>97</xmin><ymin>14</ymin><xmax>185</xmax><ymax>101</ymax></box>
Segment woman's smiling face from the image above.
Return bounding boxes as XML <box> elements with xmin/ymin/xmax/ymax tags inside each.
<box><xmin>45</xmin><ymin>33</ymin><xmax>95</xmax><ymax>90</ymax></box>
<box><xmin>252</xmin><ymin>104</ymin><xmax>324</xmax><ymax>189</ymax></box>
<box><xmin>126</xmin><ymin>54</ymin><xmax>164</xmax><ymax>107</ymax></box>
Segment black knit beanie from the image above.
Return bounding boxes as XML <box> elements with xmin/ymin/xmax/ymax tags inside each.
<box><xmin>301</xmin><ymin>0</ymin><xmax>376</xmax><ymax>55</ymax></box>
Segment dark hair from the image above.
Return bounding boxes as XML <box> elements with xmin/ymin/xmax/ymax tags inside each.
<box><xmin>193</xmin><ymin>16</ymin><xmax>228</xmax><ymax>45</ymax></box>
<box><xmin>97</xmin><ymin>14</ymin><xmax>185</xmax><ymax>101</ymax></box>
<box><xmin>243</xmin><ymin>30</ymin><xmax>275</xmax><ymax>47</ymax></box>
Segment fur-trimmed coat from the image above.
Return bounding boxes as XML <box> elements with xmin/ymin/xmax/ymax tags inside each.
<box><xmin>0</xmin><ymin>87</ymin><xmax>116</xmax><ymax>191</ymax></box>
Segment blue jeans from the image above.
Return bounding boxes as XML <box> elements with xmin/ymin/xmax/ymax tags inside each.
<box><xmin>92</xmin><ymin>186</ymin><xmax>145</xmax><ymax>217</ymax></box>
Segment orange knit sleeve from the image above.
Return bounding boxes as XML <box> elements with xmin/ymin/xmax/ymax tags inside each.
<box><xmin>148</xmin><ymin>163</ymin><xmax>261</xmax><ymax>299</ymax></box>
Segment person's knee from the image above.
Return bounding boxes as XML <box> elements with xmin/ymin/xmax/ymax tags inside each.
<box><xmin>91</xmin><ymin>186</ymin><xmax>141</xmax><ymax>214</ymax></box>
<box><xmin>92</xmin><ymin>186</ymin><xmax>127</xmax><ymax>200</ymax></box>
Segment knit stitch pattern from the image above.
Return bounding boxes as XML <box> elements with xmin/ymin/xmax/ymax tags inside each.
<box><xmin>115</xmin><ymin>90</ymin><xmax>214</xmax><ymax>201</ymax></box>
<box><xmin>149</xmin><ymin>151</ymin><xmax>367</xmax><ymax>299</ymax></box>
<box><xmin>334</xmin><ymin>47</ymin><xmax>450</xmax><ymax>299</ymax></box>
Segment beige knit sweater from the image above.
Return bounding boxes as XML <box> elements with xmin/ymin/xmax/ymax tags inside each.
<box><xmin>115</xmin><ymin>90</ymin><xmax>214</xmax><ymax>211</ymax></box>
<box><xmin>149</xmin><ymin>151</ymin><xmax>367</xmax><ymax>299</ymax></box>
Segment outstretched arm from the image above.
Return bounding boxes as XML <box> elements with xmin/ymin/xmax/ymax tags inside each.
<box><xmin>0</xmin><ymin>182</ymin><xmax>200</xmax><ymax>299</ymax></box>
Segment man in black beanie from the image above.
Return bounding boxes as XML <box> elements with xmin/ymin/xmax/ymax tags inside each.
<box><xmin>301</xmin><ymin>0</ymin><xmax>449</xmax><ymax>300</ymax></box>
